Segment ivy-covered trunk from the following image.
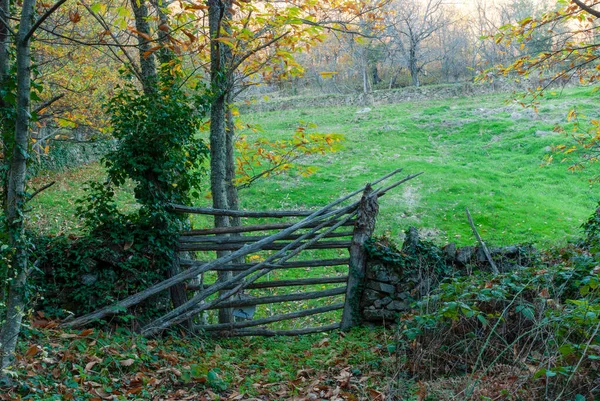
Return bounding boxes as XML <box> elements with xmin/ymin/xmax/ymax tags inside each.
<box><xmin>0</xmin><ymin>0</ymin><xmax>36</xmax><ymax>380</ymax></box>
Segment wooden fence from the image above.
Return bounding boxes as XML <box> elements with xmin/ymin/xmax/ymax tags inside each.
<box><xmin>62</xmin><ymin>169</ymin><xmax>421</xmax><ymax>337</ymax></box>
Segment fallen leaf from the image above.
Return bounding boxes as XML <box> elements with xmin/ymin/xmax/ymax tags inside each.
<box><xmin>85</xmin><ymin>361</ymin><xmax>98</xmax><ymax>372</ymax></box>
<box><xmin>25</xmin><ymin>345</ymin><xmax>40</xmax><ymax>357</ymax></box>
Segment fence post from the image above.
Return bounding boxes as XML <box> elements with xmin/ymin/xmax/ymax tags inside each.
<box><xmin>340</xmin><ymin>184</ymin><xmax>379</xmax><ymax>331</ymax></box>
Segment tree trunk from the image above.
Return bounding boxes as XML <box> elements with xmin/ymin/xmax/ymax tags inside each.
<box><xmin>225</xmin><ymin>103</ymin><xmax>239</xmax><ymax>227</ymax></box>
<box><xmin>409</xmin><ymin>43</ymin><xmax>420</xmax><ymax>87</ymax></box>
<box><xmin>208</xmin><ymin>0</ymin><xmax>233</xmax><ymax>324</ymax></box>
<box><xmin>0</xmin><ymin>0</ymin><xmax>36</xmax><ymax>380</ymax></box>
<box><xmin>130</xmin><ymin>0</ymin><xmax>157</xmax><ymax>95</ymax></box>
<box><xmin>0</xmin><ymin>0</ymin><xmax>10</xmax><ymax>214</ymax></box>
<box><xmin>145</xmin><ymin>0</ymin><xmax>190</xmax><ymax>313</ymax></box>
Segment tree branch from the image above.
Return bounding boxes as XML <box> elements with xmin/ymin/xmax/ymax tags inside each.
<box><xmin>26</xmin><ymin>181</ymin><xmax>55</xmax><ymax>202</ymax></box>
<box><xmin>24</xmin><ymin>0</ymin><xmax>68</xmax><ymax>42</ymax></box>
<box><xmin>573</xmin><ymin>0</ymin><xmax>600</xmax><ymax>18</ymax></box>
<box><xmin>33</xmin><ymin>93</ymin><xmax>64</xmax><ymax>114</ymax></box>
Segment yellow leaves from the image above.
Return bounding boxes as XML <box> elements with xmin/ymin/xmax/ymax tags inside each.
<box><xmin>564</xmin><ymin>146</ymin><xmax>578</xmax><ymax>154</ymax></box>
<box><xmin>89</xmin><ymin>2</ymin><xmax>106</xmax><ymax>14</ymax></box>
<box><xmin>319</xmin><ymin>71</ymin><xmax>338</xmax><ymax>79</ymax></box>
<box><xmin>214</xmin><ymin>36</ymin><xmax>236</xmax><ymax>48</ymax></box>
<box><xmin>234</xmin><ymin>122</ymin><xmax>345</xmax><ymax>188</ymax></box>
<box><xmin>567</xmin><ymin>109</ymin><xmax>577</xmax><ymax>122</ymax></box>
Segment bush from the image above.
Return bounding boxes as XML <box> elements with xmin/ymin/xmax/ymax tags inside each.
<box><xmin>395</xmin><ymin>245</ymin><xmax>599</xmax><ymax>400</ymax></box>
<box><xmin>32</xmin><ymin>74</ymin><xmax>210</xmax><ymax>321</ymax></box>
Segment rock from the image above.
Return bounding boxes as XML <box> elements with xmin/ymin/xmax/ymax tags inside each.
<box><xmin>363</xmin><ymin>308</ymin><xmax>398</xmax><ymax>322</ymax></box>
<box><xmin>366</xmin><ymin>263</ymin><xmax>401</xmax><ymax>283</ymax></box>
<box><xmin>401</xmin><ymin>226</ymin><xmax>420</xmax><ymax>255</ymax></box>
<box><xmin>397</xmin><ymin>291</ymin><xmax>412</xmax><ymax>301</ymax></box>
<box><xmin>366</xmin><ymin>265</ymin><xmax>391</xmax><ymax>281</ymax></box>
<box><xmin>456</xmin><ymin>246</ymin><xmax>475</xmax><ymax>265</ymax></box>
<box><xmin>374</xmin><ymin>296</ymin><xmax>393</xmax><ymax>309</ymax></box>
<box><xmin>476</xmin><ymin>246</ymin><xmax>488</xmax><ymax>263</ymax></box>
<box><xmin>443</xmin><ymin>243</ymin><xmax>457</xmax><ymax>263</ymax></box>
<box><xmin>387</xmin><ymin>300</ymin><xmax>409</xmax><ymax>311</ymax></box>
<box><xmin>362</xmin><ymin>289</ymin><xmax>383</xmax><ymax>305</ymax></box>
<box><xmin>365</xmin><ymin>280</ymin><xmax>396</xmax><ymax>294</ymax></box>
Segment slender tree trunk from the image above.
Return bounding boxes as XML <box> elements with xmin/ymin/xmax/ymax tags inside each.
<box><xmin>0</xmin><ymin>0</ymin><xmax>10</xmax><ymax>214</ymax></box>
<box><xmin>0</xmin><ymin>0</ymin><xmax>36</xmax><ymax>380</ymax></box>
<box><xmin>225</xmin><ymin>99</ymin><xmax>245</xmax><ymax>269</ymax></box>
<box><xmin>209</xmin><ymin>0</ymin><xmax>233</xmax><ymax>324</ymax></box>
<box><xmin>225</xmin><ymin>101</ymin><xmax>240</xmax><ymax>229</ymax></box>
<box><xmin>0</xmin><ymin>0</ymin><xmax>11</xmax><ymax>306</ymax></box>
<box><xmin>130</xmin><ymin>0</ymin><xmax>157</xmax><ymax>95</ymax></box>
<box><xmin>409</xmin><ymin>41</ymin><xmax>420</xmax><ymax>87</ymax></box>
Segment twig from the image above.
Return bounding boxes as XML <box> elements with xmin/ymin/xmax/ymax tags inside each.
<box><xmin>466</xmin><ymin>207</ymin><xmax>499</xmax><ymax>274</ymax></box>
<box><xmin>33</xmin><ymin>94</ymin><xmax>64</xmax><ymax>114</ymax></box>
<box><xmin>26</xmin><ymin>181</ymin><xmax>55</xmax><ymax>202</ymax></box>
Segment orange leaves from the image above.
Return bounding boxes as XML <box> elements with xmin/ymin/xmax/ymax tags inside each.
<box><xmin>68</xmin><ymin>10</ymin><xmax>81</xmax><ymax>23</ymax></box>
<box><xmin>128</xmin><ymin>27</ymin><xmax>153</xmax><ymax>42</ymax></box>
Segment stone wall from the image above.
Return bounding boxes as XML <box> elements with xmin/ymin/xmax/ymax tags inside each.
<box><xmin>360</xmin><ymin>227</ymin><xmax>535</xmax><ymax>324</ymax></box>
<box><xmin>237</xmin><ymin>81</ymin><xmax>539</xmax><ymax>114</ymax></box>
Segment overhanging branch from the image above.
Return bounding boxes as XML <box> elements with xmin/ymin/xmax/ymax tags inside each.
<box><xmin>24</xmin><ymin>0</ymin><xmax>68</xmax><ymax>42</ymax></box>
<box><xmin>573</xmin><ymin>0</ymin><xmax>600</xmax><ymax>18</ymax></box>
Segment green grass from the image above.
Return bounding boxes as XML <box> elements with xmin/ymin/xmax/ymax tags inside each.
<box><xmin>29</xmin><ymin>86</ymin><xmax>598</xmax><ymax>247</ymax></box>
<box><xmin>234</xmin><ymin>86</ymin><xmax>599</xmax><ymax>247</ymax></box>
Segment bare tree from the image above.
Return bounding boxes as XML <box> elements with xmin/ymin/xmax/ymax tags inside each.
<box><xmin>386</xmin><ymin>0</ymin><xmax>447</xmax><ymax>87</ymax></box>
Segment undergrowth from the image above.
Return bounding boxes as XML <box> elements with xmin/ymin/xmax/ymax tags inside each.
<box><xmin>391</xmin><ymin>207</ymin><xmax>600</xmax><ymax>400</ymax></box>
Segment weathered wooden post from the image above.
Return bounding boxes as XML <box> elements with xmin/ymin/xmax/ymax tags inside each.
<box><xmin>341</xmin><ymin>184</ymin><xmax>379</xmax><ymax>331</ymax></box>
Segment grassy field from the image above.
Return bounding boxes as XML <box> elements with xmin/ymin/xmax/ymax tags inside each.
<box><xmin>30</xmin><ymin>86</ymin><xmax>598</xmax><ymax>247</ymax></box>
<box><xmin>234</xmin><ymin>86</ymin><xmax>598</xmax><ymax>248</ymax></box>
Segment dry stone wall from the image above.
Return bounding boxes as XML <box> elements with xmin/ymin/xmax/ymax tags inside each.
<box><xmin>361</xmin><ymin>227</ymin><xmax>536</xmax><ymax>324</ymax></box>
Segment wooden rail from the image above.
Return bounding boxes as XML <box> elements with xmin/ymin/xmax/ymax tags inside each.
<box><xmin>199</xmin><ymin>303</ymin><xmax>344</xmax><ymax>332</ymax></box>
<box><xmin>186</xmin><ymin>276</ymin><xmax>348</xmax><ymax>291</ymax></box>
<box><xmin>178</xmin><ymin>240</ymin><xmax>353</xmax><ymax>252</ymax></box>
<box><xmin>217</xmin><ymin>323</ymin><xmax>341</xmax><ymax>337</ymax></box>
<box><xmin>169</xmin><ymin>205</ymin><xmax>319</xmax><ymax>218</ymax></box>
<box><xmin>179</xmin><ymin>258</ymin><xmax>351</xmax><ymax>271</ymax></box>
<box><xmin>182</xmin><ymin>219</ymin><xmax>357</xmax><ymax>236</ymax></box>
<box><xmin>207</xmin><ymin>287</ymin><xmax>347</xmax><ymax>309</ymax></box>
<box><xmin>178</xmin><ymin>231</ymin><xmax>353</xmax><ymax>244</ymax></box>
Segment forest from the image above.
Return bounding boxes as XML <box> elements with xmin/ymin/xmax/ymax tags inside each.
<box><xmin>1</xmin><ymin>0</ymin><xmax>600</xmax><ymax>399</ymax></box>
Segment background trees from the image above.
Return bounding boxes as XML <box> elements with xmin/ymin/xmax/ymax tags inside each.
<box><xmin>487</xmin><ymin>0</ymin><xmax>600</xmax><ymax>179</ymax></box>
